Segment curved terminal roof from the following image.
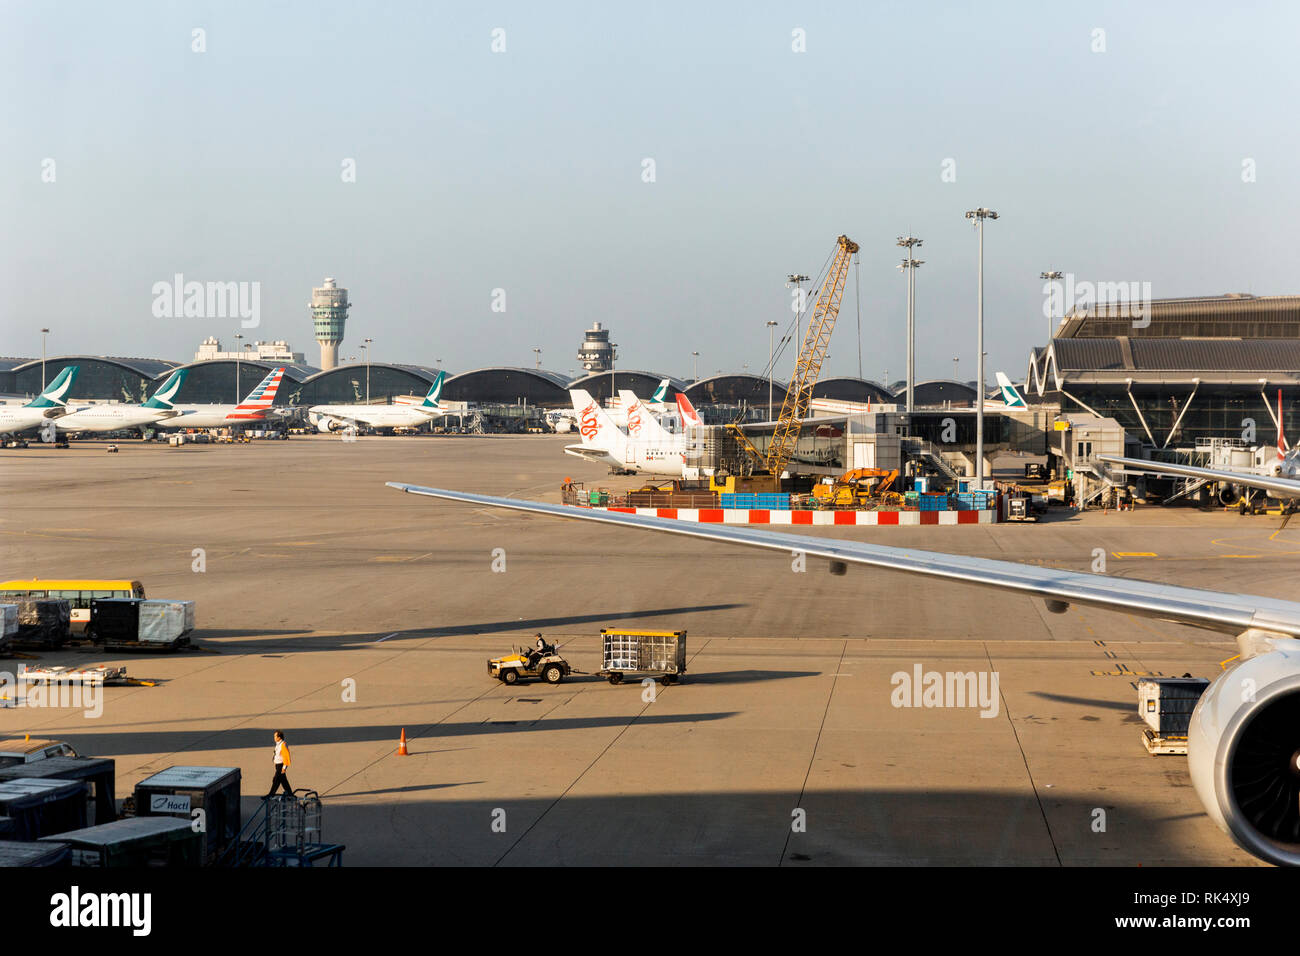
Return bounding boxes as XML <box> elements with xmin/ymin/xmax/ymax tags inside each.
<box><xmin>810</xmin><ymin>377</ymin><xmax>896</xmax><ymax>404</ymax></box>
<box><xmin>911</xmin><ymin>379</ymin><xmax>977</xmax><ymax>406</ymax></box>
<box><xmin>683</xmin><ymin>373</ymin><xmax>786</xmax><ymax>407</ymax></box>
<box><xmin>12</xmin><ymin>355</ymin><xmax>179</xmax><ymax>378</ymax></box>
<box><xmin>568</xmin><ymin>370</ymin><xmax>686</xmax><ymax>404</ymax></box>
<box><xmin>442</xmin><ymin>367</ymin><xmax>572</xmax><ymax>407</ymax></box>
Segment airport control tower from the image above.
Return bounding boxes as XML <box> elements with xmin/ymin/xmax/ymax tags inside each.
<box><xmin>310</xmin><ymin>277</ymin><xmax>350</xmax><ymax>370</ymax></box>
<box><xmin>577</xmin><ymin>322</ymin><xmax>616</xmax><ymax>373</ymax></box>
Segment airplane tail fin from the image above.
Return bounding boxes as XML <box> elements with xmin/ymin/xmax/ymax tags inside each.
<box><xmin>995</xmin><ymin>372</ymin><xmax>1026</xmax><ymax>408</ymax></box>
<box><xmin>234</xmin><ymin>367</ymin><xmax>285</xmax><ymax>413</ymax></box>
<box><xmin>676</xmin><ymin>392</ymin><xmax>703</xmax><ymax>428</ymax></box>
<box><xmin>571</xmin><ymin>389</ymin><xmax>627</xmax><ymax>458</ymax></box>
<box><xmin>421</xmin><ymin>371</ymin><xmax>446</xmax><ymax>409</ymax></box>
<box><xmin>142</xmin><ymin>369</ymin><xmax>188</xmax><ymax>409</ymax></box>
<box><xmin>25</xmin><ymin>365</ymin><xmax>79</xmax><ymax>408</ymax></box>
<box><xmin>620</xmin><ymin>389</ymin><xmax>675</xmax><ymax>443</ymax></box>
<box><xmin>651</xmin><ymin>379</ymin><xmax>671</xmax><ymax>404</ymax></box>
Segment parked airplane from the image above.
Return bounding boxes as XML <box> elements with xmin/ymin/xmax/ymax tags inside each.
<box><xmin>564</xmin><ymin>389</ymin><xmax>691</xmax><ymax>477</ymax></box>
<box><xmin>155</xmin><ymin>367</ymin><xmax>286</xmax><ymax>429</ymax></box>
<box><xmin>0</xmin><ymin>366</ymin><xmax>80</xmax><ymax>438</ymax></box>
<box><xmin>54</xmin><ymin>369</ymin><xmax>189</xmax><ymax>434</ymax></box>
<box><xmin>309</xmin><ymin>371</ymin><xmax>446</xmax><ymax>433</ymax></box>
<box><xmin>386</xmin><ymin>480</ymin><xmax>1300</xmax><ymax>867</ymax></box>
<box><xmin>606</xmin><ymin>379</ymin><xmax>674</xmax><ymax>425</ymax></box>
<box><xmin>618</xmin><ymin>389</ymin><xmax>681</xmax><ymax>433</ymax></box>
<box><xmin>1098</xmin><ymin>392</ymin><xmax>1300</xmax><ymax>505</ymax></box>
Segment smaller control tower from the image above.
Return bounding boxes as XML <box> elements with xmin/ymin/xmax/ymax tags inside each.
<box><xmin>311</xmin><ymin>277</ymin><xmax>350</xmax><ymax>371</ymax></box>
<box><xmin>577</xmin><ymin>322</ymin><xmax>616</xmax><ymax>373</ymax></box>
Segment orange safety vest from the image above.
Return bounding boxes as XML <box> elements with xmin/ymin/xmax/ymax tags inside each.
<box><xmin>275</xmin><ymin>740</ymin><xmax>291</xmax><ymax>768</ymax></box>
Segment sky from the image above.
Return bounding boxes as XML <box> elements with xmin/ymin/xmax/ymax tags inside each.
<box><xmin>3</xmin><ymin>1</ymin><xmax>1298</xmax><ymax>385</ymax></box>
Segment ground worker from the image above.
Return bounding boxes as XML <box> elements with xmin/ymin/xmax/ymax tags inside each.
<box><xmin>264</xmin><ymin>730</ymin><xmax>293</xmax><ymax>798</ymax></box>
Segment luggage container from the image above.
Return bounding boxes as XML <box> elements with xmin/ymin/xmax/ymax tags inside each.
<box><xmin>1138</xmin><ymin>677</ymin><xmax>1210</xmax><ymax>755</ymax></box>
<box><xmin>39</xmin><ymin>816</ymin><xmax>201</xmax><ymax>867</ymax></box>
<box><xmin>87</xmin><ymin>598</ymin><xmax>195</xmax><ymax>648</ymax></box>
<box><xmin>11</xmin><ymin>599</ymin><xmax>71</xmax><ymax>650</ymax></box>
<box><xmin>0</xmin><ymin>777</ymin><xmax>88</xmax><ymax>840</ymax></box>
<box><xmin>134</xmin><ymin>766</ymin><xmax>241</xmax><ymax>862</ymax></box>
<box><xmin>0</xmin><ymin>603</ymin><xmax>17</xmax><ymax>651</ymax></box>
<box><xmin>0</xmin><ymin>839</ymin><xmax>71</xmax><ymax>867</ymax></box>
<box><xmin>0</xmin><ymin>756</ymin><xmax>117</xmax><ymax>826</ymax></box>
<box><xmin>599</xmin><ymin>629</ymin><xmax>687</xmax><ymax>685</ymax></box>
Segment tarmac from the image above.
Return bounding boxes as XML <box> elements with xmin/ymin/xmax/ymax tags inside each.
<box><xmin>3</xmin><ymin>433</ymin><xmax>1297</xmax><ymax>865</ymax></box>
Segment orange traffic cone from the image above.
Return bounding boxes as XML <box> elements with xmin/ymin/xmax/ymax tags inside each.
<box><xmin>397</xmin><ymin>728</ymin><xmax>409</xmax><ymax>756</ymax></box>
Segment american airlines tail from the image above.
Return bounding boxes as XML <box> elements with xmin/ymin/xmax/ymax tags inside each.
<box><xmin>26</xmin><ymin>366</ymin><xmax>79</xmax><ymax>408</ymax></box>
<box><xmin>229</xmin><ymin>367</ymin><xmax>286</xmax><ymax>419</ymax></box>
<box><xmin>675</xmin><ymin>392</ymin><xmax>703</xmax><ymax>428</ymax></box>
<box><xmin>570</xmin><ymin>389</ymin><xmax>628</xmax><ymax>460</ymax></box>
<box><xmin>141</xmin><ymin>369</ymin><xmax>189</xmax><ymax>409</ymax></box>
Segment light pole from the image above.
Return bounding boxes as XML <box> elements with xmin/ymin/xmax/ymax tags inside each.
<box><xmin>965</xmin><ymin>208</ymin><xmax>999</xmax><ymax>488</ymax></box>
<box><xmin>40</xmin><ymin>328</ymin><xmax>49</xmax><ymax>389</ymax></box>
<box><xmin>897</xmin><ymin>236</ymin><xmax>924</xmax><ymax>414</ymax></box>
<box><xmin>692</xmin><ymin>351</ymin><xmax>699</xmax><ymax>383</ymax></box>
<box><xmin>765</xmin><ymin>320</ymin><xmax>778</xmax><ymax>416</ymax></box>
<box><xmin>953</xmin><ymin>357</ymin><xmax>959</xmax><ymax>381</ymax></box>
<box><xmin>532</xmin><ymin>348</ymin><xmax>542</xmax><ymax>370</ymax></box>
<box><xmin>609</xmin><ymin>342</ymin><xmax>618</xmax><ymax>406</ymax></box>
<box><xmin>1040</xmin><ymin>271</ymin><xmax>1063</xmax><ymax>342</ymax></box>
<box><xmin>233</xmin><ymin>332</ymin><xmax>244</xmax><ymax>402</ymax></box>
<box><xmin>362</xmin><ymin>337</ymin><xmax>373</xmax><ymax>403</ymax></box>
<box><xmin>786</xmin><ymin>274</ymin><xmax>810</xmax><ymax>354</ymax></box>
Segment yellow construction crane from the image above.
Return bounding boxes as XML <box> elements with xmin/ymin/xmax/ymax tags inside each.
<box><xmin>765</xmin><ymin>234</ymin><xmax>859</xmax><ymax>478</ymax></box>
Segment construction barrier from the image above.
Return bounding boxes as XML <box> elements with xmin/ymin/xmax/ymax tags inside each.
<box><xmin>584</xmin><ymin>506</ymin><xmax>997</xmax><ymax>525</ymax></box>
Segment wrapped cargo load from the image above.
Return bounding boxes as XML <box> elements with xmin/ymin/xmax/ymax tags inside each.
<box><xmin>138</xmin><ymin>600</ymin><xmax>195</xmax><ymax>646</ymax></box>
<box><xmin>89</xmin><ymin>598</ymin><xmax>195</xmax><ymax>648</ymax></box>
<box><xmin>12</xmin><ymin>599</ymin><xmax>71</xmax><ymax>650</ymax></box>
<box><xmin>0</xmin><ymin>603</ymin><xmax>16</xmax><ymax>654</ymax></box>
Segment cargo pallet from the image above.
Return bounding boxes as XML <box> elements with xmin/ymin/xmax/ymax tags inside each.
<box><xmin>1143</xmin><ymin>729</ymin><xmax>1189</xmax><ymax>755</ymax></box>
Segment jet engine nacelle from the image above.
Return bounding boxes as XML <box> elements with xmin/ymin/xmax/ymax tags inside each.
<box><xmin>1188</xmin><ymin>646</ymin><xmax>1300</xmax><ymax>866</ymax></box>
<box><xmin>1217</xmin><ymin>483</ymin><xmax>1242</xmax><ymax>506</ymax></box>
<box><xmin>316</xmin><ymin>417</ymin><xmax>348</xmax><ymax>433</ymax></box>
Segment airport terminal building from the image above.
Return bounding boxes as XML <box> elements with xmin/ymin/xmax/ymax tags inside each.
<box><xmin>1026</xmin><ymin>294</ymin><xmax>1300</xmax><ymax>451</ymax></box>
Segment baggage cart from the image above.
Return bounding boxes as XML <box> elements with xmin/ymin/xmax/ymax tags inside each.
<box><xmin>599</xmin><ymin>629</ymin><xmax>687</xmax><ymax>685</ymax></box>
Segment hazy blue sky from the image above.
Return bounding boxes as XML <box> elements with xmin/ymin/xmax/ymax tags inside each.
<box><xmin>3</xmin><ymin>1</ymin><xmax>1298</xmax><ymax>384</ymax></box>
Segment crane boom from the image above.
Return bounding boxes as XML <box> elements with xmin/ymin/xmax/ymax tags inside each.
<box><xmin>765</xmin><ymin>234</ymin><xmax>859</xmax><ymax>476</ymax></box>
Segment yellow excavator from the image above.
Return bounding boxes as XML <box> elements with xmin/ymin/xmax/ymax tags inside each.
<box><xmin>811</xmin><ymin>468</ymin><xmax>900</xmax><ymax>507</ymax></box>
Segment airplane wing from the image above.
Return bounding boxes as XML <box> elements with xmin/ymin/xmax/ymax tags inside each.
<box><xmin>385</xmin><ymin>483</ymin><xmax>1300</xmax><ymax>639</ymax></box>
<box><xmin>563</xmin><ymin>444</ymin><xmax>613</xmax><ymax>463</ymax></box>
<box><xmin>1098</xmin><ymin>454</ymin><xmax>1300</xmax><ymax>499</ymax></box>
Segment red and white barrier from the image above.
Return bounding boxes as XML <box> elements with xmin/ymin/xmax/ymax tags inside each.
<box><xmin>586</xmin><ymin>507</ymin><xmax>996</xmax><ymax>525</ymax></box>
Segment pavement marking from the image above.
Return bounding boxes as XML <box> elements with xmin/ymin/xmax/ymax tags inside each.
<box><xmin>780</xmin><ymin>640</ymin><xmax>848</xmax><ymax>867</ymax></box>
<box><xmin>374</xmin><ymin>633</ymin><xmax>399</xmax><ymax>643</ymax></box>
<box><xmin>1113</xmin><ymin>551</ymin><xmax>1157</xmax><ymax>557</ymax></box>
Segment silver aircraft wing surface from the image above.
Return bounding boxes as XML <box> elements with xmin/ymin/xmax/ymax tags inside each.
<box><xmin>386</xmin><ymin>483</ymin><xmax>1300</xmax><ymax>639</ymax></box>
<box><xmin>1098</xmin><ymin>454</ymin><xmax>1300</xmax><ymax>499</ymax></box>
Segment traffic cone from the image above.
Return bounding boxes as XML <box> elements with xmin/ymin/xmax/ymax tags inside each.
<box><xmin>397</xmin><ymin>728</ymin><xmax>409</xmax><ymax>756</ymax></box>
